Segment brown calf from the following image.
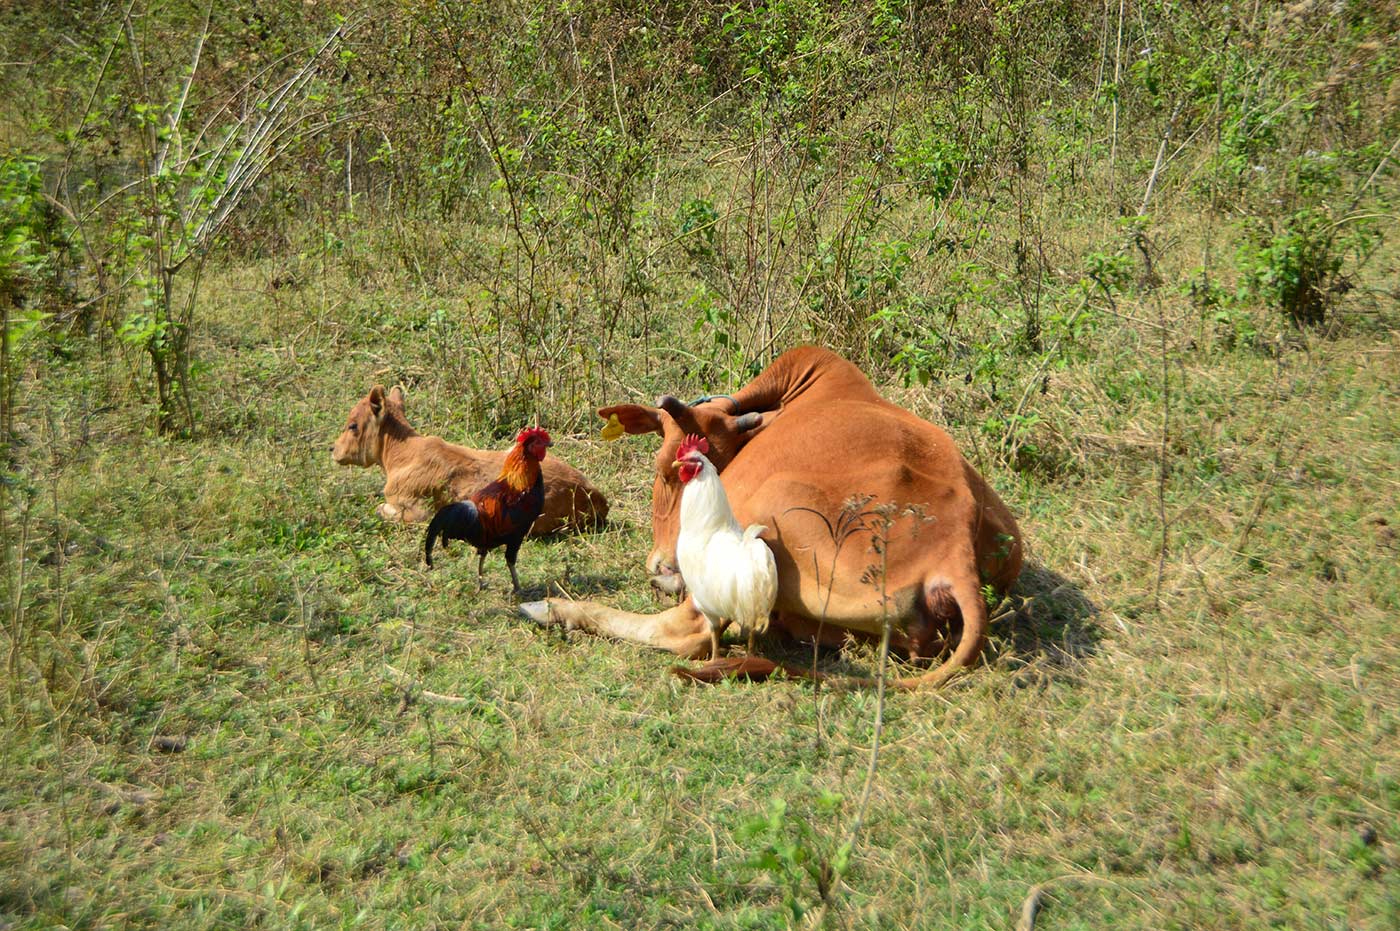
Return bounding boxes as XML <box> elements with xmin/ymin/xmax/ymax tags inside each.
<box><xmin>331</xmin><ymin>386</ymin><xmax>609</xmax><ymax>534</ymax></box>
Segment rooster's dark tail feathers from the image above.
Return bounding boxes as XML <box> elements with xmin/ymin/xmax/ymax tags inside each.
<box><xmin>424</xmin><ymin>501</ymin><xmax>480</xmax><ymax>567</ymax></box>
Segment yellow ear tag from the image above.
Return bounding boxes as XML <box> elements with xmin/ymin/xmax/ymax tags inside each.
<box><xmin>601</xmin><ymin>413</ymin><xmax>625</xmax><ymax>442</ymax></box>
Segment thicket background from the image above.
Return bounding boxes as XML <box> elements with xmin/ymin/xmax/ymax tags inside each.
<box><xmin>2</xmin><ymin>2</ymin><xmax>1397</xmax><ymax>928</ymax></box>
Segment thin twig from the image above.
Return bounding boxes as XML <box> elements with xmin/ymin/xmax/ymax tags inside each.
<box><xmin>154</xmin><ymin>0</ymin><xmax>213</xmax><ymax>177</ymax></box>
<box><xmin>1106</xmin><ymin>0</ymin><xmax>1125</xmax><ymax>214</ymax></box>
<box><xmin>1000</xmin><ymin>296</ymin><xmax>1090</xmax><ymax>458</ymax></box>
<box><xmin>802</xmin><ymin>503</ymin><xmax>903</xmax><ymax>927</ymax></box>
<box><xmin>382</xmin><ymin>664</ymin><xmax>471</xmax><ymax>706</ymax></box>
<box><xmin>1139</xmin><ymin>100</ymin><xmax>1186</xmax><ymax>215</ymax></box>
<box><xmin>1143</xmin><ymin>232</ymin><xmax>1172</xmax><ymax>616</ymax></box>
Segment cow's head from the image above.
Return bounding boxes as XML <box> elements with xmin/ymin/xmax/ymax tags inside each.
<box><xmin>598</xmin><ymin>395</ymin><xmax>764</xmax><ymax>594</ymax></box>
<box><xmin>331</xmin><ymin>385</ymin><xmax>405</xmax><ymax>467</ymax></box>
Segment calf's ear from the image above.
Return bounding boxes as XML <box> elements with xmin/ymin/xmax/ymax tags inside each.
<box><xmin>598</xmin><ymin>404</ymin><xmax>664</xmax><ymax>436</ymax></box>
<box><xmin>368</xmin><ymin>385</ymin><xmax>387</xmax><ymax>418</ymax></box>
<box><xmin>387</xmin><ymin>385</ymin><xmax>406</xmax><ymax>408</ymax></box>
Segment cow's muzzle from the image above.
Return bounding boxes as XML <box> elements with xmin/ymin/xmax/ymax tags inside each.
<box><xmin>647</xmin><ymin>558</ymin><xmax>686</xmax><ymax>598</ymax></box>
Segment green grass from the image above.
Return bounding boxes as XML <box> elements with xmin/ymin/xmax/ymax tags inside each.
<box><xmin>2</xmin><ymin>233</ymin><xmax>1397</xmax><ymax>930</ymax></box>
<box><xmin>4</xmin><ymin>1</ymin><xmax>1398</xmax><ymax>925</ymax></box>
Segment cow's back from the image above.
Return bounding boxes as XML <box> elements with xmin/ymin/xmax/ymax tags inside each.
<box><xmin>721</xmin><ymin>386</ymin><xmax>1021</xmax><ymax>623</ymax></box>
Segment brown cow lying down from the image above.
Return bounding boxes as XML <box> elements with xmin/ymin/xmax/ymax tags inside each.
<box><xmin>522</xmin><ymin>346</ymin><xmax>1023</xmax><ymax>688</ymax></box>
<box><xmin>331</xmin><ymin>386</ymin><xmax>609</xmax><ymax>535</ymax></box>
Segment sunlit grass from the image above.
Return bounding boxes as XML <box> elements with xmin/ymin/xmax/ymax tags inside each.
<box><xmin>2</xmin><ymin>223</ymin><xmax>1397</xmax><ymax>929</ymax></box>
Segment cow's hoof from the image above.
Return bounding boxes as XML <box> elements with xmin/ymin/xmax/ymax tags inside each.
<box><xmin>518</xmin><ymin>601</ymin><xmax>553</xmax><ymax>627</ymax></box>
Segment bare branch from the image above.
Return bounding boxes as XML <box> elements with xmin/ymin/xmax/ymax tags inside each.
<box><xmin>155</xmin><ymin>0</ymin><xmax>213</xmax><ymax>177</ymax></box>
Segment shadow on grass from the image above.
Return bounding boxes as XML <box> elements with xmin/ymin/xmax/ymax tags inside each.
<box><xmin>726</xmin><ymin>560</ymin><xmax>1101</xmax><ymax>686</ymax></box>
<box><xmin>515</xmin><ymin>559</ymin><xmax>1100</xmax><ymax>687</ymax></box>
<box><xmin>991</xmin><ymin>560</ymin><xmax>1101</xmax><ymax>682</ymax></box>
<box><xmin>534</xmin><ymin>571</ymin><xmax>628</xmax><ymax>600</ymax></box>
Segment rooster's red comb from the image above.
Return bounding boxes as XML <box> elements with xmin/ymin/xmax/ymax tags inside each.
<box><xmin>676</xmin><ymin>434</ymin><xmax>710</xmax><ymax>460</ymax></box>
<box><xmin>515</xmin><ymin>426</ymin><xmax>552</xmax><ymax>447</ymax></box>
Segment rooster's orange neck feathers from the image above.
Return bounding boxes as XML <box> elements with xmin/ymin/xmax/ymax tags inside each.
<box><xmin>498</xmin><ymin>442</ymin><xmax>542</xmax><ymax>493</ymax></box>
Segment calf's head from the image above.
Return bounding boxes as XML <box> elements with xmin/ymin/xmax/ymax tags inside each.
<box><xmin>598</xmin><ymin>395</ymin><xmax>763</xmax><ymax>593</ymax></box>
<box><xmin>331</xmin><ymin>385</ymin><xmax>405</xmax><ymax>467</ymax></box>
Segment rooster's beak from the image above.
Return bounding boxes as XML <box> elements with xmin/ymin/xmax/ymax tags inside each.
<box><xmin>671</xmin><ymin>460</ymin><xmax>684</xmax><ymax>470</ymax></box>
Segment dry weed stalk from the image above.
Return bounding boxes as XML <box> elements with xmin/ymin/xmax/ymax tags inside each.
<box><xmin>786</xmin><ymin>496</ymin><xmax>930</xmax><ymax>926</ymax></box>
<box><xmin>785</xmin><ymin>493</ymin><xmax>877</xmax><ymax>750</ymax></box>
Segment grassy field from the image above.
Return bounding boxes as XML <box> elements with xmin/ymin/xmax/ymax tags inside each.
<box><xmin>2</xmin><ymin>215</ymin><xmax>1397</xmax><ymax>929</ymax></box>
<box><xmin>3</xmin><ymin>2</ymin><xmax>1400</xmax><ymax>928</ymax></box>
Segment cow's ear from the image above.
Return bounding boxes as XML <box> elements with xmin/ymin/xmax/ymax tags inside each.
<box><xmin>598</xmin><ymin>404</ymin><xmax>664</xmax><ymax>436</ymax></box>
<box><xmin>368</xmin><ymin>385</ymin><xmax>387</xmax><ymax>418</ymax></box>
<box><xmin>387</xmin><ymin>386</ymin><xmax>406</xmax><ymax>408</ymax></box>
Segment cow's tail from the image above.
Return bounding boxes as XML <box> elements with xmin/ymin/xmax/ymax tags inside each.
<box><xmin>888</xmin><ymin>567</ymin><xmax>988</xmax><ymax>690</ymax></box>
<box><xmin>671</xmin><ymin>655</ymin><xmax>825</xmax><ymax>684</ymax></box>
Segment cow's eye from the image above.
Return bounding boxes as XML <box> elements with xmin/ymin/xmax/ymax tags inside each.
<box><xmin>348</xmin><ymin>423</ymin><xmax>358</xmax><ymax>433</ymax></box>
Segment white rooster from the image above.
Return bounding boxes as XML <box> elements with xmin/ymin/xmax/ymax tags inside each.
<box><xmin>672</xmin><ymin>434</ymin><xmax>779</xmax><ymax>659</ymax></box>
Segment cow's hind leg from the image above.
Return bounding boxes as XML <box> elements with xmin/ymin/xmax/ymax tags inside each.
<box><xmin>520</xmin><ymin>598</ymin><xmax>713</xmax><ymax>660</ymax></box>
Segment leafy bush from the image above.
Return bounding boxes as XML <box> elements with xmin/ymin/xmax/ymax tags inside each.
<box><xmin>1238</xmin><ymin>207</ymin><xmax>1344</xmax><ymax>327</ymax></box>
<box><xmin>1</xmin><ymin>154</ymin><xmax>62</xmax><ymax>462</ymax></box>
<box><xmin>738</xmin><ymin>792</ymin><xmax>847</xmax><ymax>923</ymax></box>
<box><xmin>1237</xmin><ymin>150</ymin><xmax>1384</xmax><ymax>327</ymax></box>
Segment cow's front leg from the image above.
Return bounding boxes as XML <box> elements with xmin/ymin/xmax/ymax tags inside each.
<box><xmin>379</xmin><ymin>496</ymin><xmax>431</xmax><ymax>523</ymax></box>
<box><xmin>520</xmin><ymin>598</ymin><xmax>713</xmax><ymax>659</ymax></box>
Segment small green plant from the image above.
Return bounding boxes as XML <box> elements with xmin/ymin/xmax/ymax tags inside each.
<box><xmin>1</xmin><ymin>154</ymin><xmax>53</xmax><ymax>460</ymax></box>
<box><xmin>738</xmin><ymin>792</ymin><xmax>848</xmax><ymax>922</ymax></box>
<box><xmin>676</xmin><ymin>197</ymin><xmax>719</xmax><ymax>258</ymax></box>
<box><xmin>1235</xmin><ymin>147</ymin><xmax>1385</xmax><ymax>328</ymax></box>
<box><xmin>1185</xmin><ymin>267</ymin><xmax>1256</xmax><ymax>348</ymax></box>
<box><xmin>891</xmin><ymin>126</ymin><xmax>966</xmax><ymax>201</ymax></box>
<box><xmin>1238</xmin><ymin>207</ymin><xmax>1341</xmax><ymax>327</ymax></box>
<box><xmin>686</xmin><ymin>285</ymin><xmax>748</xmax><ymax>383</ymax></box>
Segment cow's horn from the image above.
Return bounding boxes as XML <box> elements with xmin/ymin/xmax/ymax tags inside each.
<box><xmin>734</xmin><ymin>412</ymin><xmax>763</xmax><ymax>432</ymax></box>
<box><xmin>656</xmin><ymin>395</ymin><xmax>687</xmax><ymax>418</ymax></box>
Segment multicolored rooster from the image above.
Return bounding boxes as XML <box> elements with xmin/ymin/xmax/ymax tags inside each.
<box><xmin>672</xmin><ymin>434</ymin><xmax>779</xmax><ymax>658</ymax></box>
<box><xmin>424</xmin><ymin>426</ymin><xmax>551</xmax><ymax>594</ymax></box>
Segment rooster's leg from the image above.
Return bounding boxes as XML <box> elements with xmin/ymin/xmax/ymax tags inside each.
<box><xmin>747</xmin><ymin>628</ymin><xmax>756</xmax><ymax>656</ymax></box>
<box><xmin>504</xmin><ymin>540</ymin><xmax>523</xmax><ymax>595</ymax></box>
<box><xmin>476</xmin><ymin>551</ymin><xmax>487</xmax><ymax>590</ymax></box>
<box><xmin>707</xmin><ymin>616</ymin><xmax>733</xmax><ymax>659</ymax></box>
